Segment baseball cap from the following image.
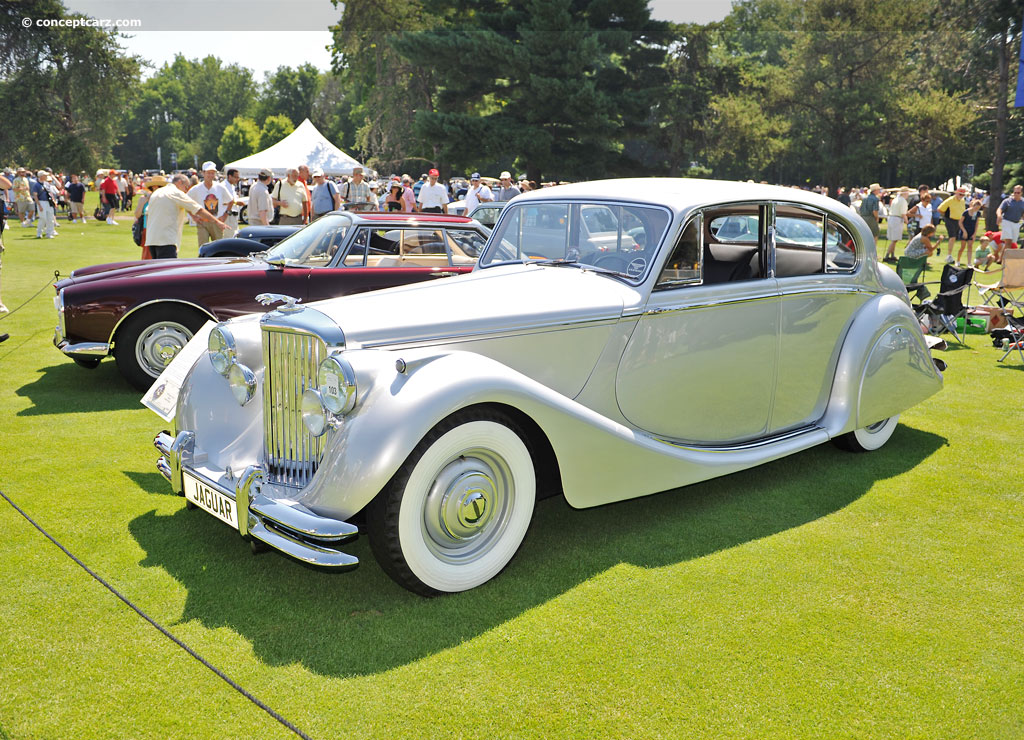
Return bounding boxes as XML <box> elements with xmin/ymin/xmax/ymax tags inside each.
<box><xmin>311</xmin><ymin>167</ymin><xmax>324</xmax><ymax>177</ymax></box>
<box><xmin>500</xmin><ymin>171</ymin><xmax>512</xmax><ymax>179</ymax></box>
<box><xmin>428</xmin><ymin>168</ymin><xmax>439</xmax><ymax>177</ymax></box>
<box><xmin>258</xmin><ymin>168</ymin><xmax>272</xmax><ymax>178</ymax></box>
<box><xmin>201</xmin><ymin>160</ymin><xmax>217</xmax><ymax>172</ymax></box>
<box><xmin>470</xmin><ymin>172</ymin><xmax>481</xmax><ymax>180</ymax></box>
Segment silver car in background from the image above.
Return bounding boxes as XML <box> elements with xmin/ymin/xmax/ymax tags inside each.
<box><xmin>155</xmin><ymin>178</ymin><xmax>943</xmax><ymax>595</ymax></box>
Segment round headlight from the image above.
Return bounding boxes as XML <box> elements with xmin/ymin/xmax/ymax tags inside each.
<box><xmin>301</xmin><ymin>388</ymin><xmax>328</xmax><ymax>437</ymax></box>
<box><xmin>227</xmin><ymin>362</ymin><xmax>256</xmax><ymax>406</ymax></box>
<box><xmin>317</xmin><ymin>354</ymin><xmax>357</xmax><ymax>415</ymax></box>
<box><xmin>208</xmin><ymin>325</ymin><xmax>236</xmax><ymax>376</ymax></box>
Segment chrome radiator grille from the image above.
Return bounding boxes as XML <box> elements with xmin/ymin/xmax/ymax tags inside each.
<box><xmin>262</xmin><ymin>327</ymin><xmax>327</xmax><ymax>487</ymax></box>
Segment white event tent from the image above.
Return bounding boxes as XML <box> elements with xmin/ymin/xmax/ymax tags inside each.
<box><xmin>225</xmin><ymin>118</ymin><xmax>367</xmax><ymax>178</ymax></box>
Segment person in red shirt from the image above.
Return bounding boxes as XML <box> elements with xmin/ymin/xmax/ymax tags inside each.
<box><xmin>99</xmin><ymin>170</ymin><xmax>120</xmax><ymax>225</ymax></box>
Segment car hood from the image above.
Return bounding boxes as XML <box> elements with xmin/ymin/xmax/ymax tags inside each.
<box><xmin>310</xmin><ymin>263</ymin><xmax>637</xmax><ymax>347</ymax></box>
<box><xmin>61</xmin><ymin>257</ymin><xmax>261</xmax><ymax>286</ymax></box>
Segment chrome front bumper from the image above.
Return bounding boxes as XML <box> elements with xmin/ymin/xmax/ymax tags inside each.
<box><xmin>54</xmin><ymin>329</ymin><xmax>110</xmax><ymax>358</ymax></box>
<box><xmin>154</xmin><ymin>431</ymin><xmax>359</xmax><ymax>570</ymax></box>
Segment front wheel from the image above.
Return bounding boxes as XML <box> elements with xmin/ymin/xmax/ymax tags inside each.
<box><xmin>832</xmin><ymin>415</ymin><xmax>899</xmax><ymax>452</ymax></box>
<box><xmin>367</xmin><ymin>409</ymin><xmax>537</xmax><ymax>596</ymax></box>
<box><xmin>114</xmin><ymin>306</ymin><xmax>207</xmax><ymax>390</ymax></box>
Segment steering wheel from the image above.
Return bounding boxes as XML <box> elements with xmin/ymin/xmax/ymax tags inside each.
<box><xmin>593</xmin><ymin>254</ymin><xmax>628</xmax><ymax>272</ymax></box>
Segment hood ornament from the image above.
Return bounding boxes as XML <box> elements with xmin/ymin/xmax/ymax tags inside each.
<box><xmin>256</xmin><ymin>293</ymin><xmax>303</xmax><ymax>313</ymax></box>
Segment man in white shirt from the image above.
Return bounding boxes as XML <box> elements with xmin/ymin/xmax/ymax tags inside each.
<box><xmin>463</xmin><ymin>172</ymin><xmax>493</xmax><ymax>213</ymax></box>
<box><xmin>221</xmin><ymin>168</ymin><xmax>246</xmax><ymax>237</ymax></box>
<box><xmin>416</xmin><ymin>168</ymin><xmax>449</xmax><ymax>213</ymax></box>
<box><xmin>187</xmin><ymin>161</ymin><xmax>233</xmax><ymax>246</ymax></box>
<box><xmin>882</xmin><ymin>187</ymin><xmax>909</xmax><ymax>263</ymax></box>
<box><xmin>146</xmin><ymin>174</ymin><xmax>227</xmax><ymax>259</ymax></box>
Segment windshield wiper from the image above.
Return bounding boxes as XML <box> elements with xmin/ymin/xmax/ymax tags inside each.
<box><xmin>530</xmin><ymin>257</ymin><xmax>626</xmax><ymax>277</ymax></box>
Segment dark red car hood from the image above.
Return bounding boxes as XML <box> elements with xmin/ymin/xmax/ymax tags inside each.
<box><xmin>61</xmin><ymin>257</ymin><xmax>257</xmax><ymax>286</ymax></box>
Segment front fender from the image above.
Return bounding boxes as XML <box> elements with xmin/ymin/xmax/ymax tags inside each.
<box><xmin>820</xmin><ymin>293</ymin><xmax>942</xmax><ymax>437</ymax></box>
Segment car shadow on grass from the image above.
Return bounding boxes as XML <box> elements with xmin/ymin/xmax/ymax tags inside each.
<box><xmin>15</xmin><ymin>362</ymin><xmax>139</xmax><ymax>415</ymax></box>
<box><xmin>127</xmin><ymin>425</ymin><xmax>944</xmax><ymax>678</ymax></box>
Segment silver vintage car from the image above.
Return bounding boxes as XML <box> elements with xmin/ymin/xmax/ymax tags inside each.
<box><xmin>154</xmin><ymin>178</ymin><xmax>943</xmax><ymax>595</ymax></box>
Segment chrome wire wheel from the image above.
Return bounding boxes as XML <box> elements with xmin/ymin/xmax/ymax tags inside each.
<box><xmin>134</xmin><ymin>320</ymin><xmax>194</xmax><ymax>378</ymax></box>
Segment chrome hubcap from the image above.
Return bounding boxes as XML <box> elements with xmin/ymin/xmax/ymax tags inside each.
<box><xmin>423</xmin><ymin>452</ymin><xmax>512</xmax><ymax>561</ymax></box>
<box><xmin>136</xmin><ymin>321</ymin><xmax>193</xmax><ymax>377</ymax></box>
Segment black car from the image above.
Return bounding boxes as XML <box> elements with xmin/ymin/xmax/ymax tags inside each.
<box><xmin>198</xmin><ymin>225</ymin><xmax>303</xmax><ymax>258</ymax></box>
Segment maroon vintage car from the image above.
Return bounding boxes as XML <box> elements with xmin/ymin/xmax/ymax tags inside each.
<box><xmin>53</xmin><ymin>212</ymin><xmax>488</xmax><ymax>389</ymax></box>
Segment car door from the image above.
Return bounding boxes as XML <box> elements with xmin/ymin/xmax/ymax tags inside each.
<box><xmin>616</xmin><ymin>204</ymin><xmax>781</xmax><ymax>444</ymax></box>
<box><xmin>770</xmin><ymin>205</ymin><xmax>866</xmax><ymax>433</ymax></box>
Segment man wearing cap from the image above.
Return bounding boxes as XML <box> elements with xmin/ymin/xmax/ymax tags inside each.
<box><xmin>937</xmin><ymin>186</ymin><xmax>968</xmax><ymax>263</ymax></box>
<box><xmin>32</xmin><ymin>171</ymin><xmax>58</xmax><ymax>239</ymax></box>
<box><xmin>858</xmin><ymin>183</ymin><xmax>881</xmax><ymax>248</ymax></box>
<box><xmin>882</xmin><ymin>187</ymin><xmax>910</xmax><ymax>263</ymax></box>
<box><xmin>99</xmin><ymin>170</ymin><xmax>120</xmax><ymax>224</ymax></box>
<box><xmin>248</xmin><ymin>169</ymin><xmax>274</xmax><ymax>226</ymax></box>
<box><xmin>272</xmin><ymin>168</ymin><xmax>308</xmax><ymax>225</ymax></box>
<box><xmin>147</xmin><ymin>174</ymin><xmax>227</xmax><ymax>259</ymax></box>
<box><xmin>494</xmin><ymin>171</ymin><xmax>521</xmax><ymax>202</ymax></box>
<box><xmin>416</xmin><ymin>169</ymin><xmax>449</xmax><ymax>214</ymax></box>
<box><xmin>340</xmin><ymin>166</ymin><xmax>374</xmax><ymax>212</ymax></box>
<box><xmin>311</xmin><ymin>168</ymin><xmax>341</xmax><ymax>219</ymax></box>
<box><xmin>187</xmin><ymin>162</ymin><xmax>234</xmax><ymax>246</ymax></box>
<box><xmin>464</xmin><ymin>173</ymin><xmax>493</xmax><ymax>213</ymax></box>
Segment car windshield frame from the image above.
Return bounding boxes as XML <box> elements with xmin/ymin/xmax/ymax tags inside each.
<box><xmin>477</xmin><ymin>198</ymin><xmax>674</xmax><ymax>285</ymax></box>
<box><xmin>263</xmin><ymin>213</ymin><xmax>355</xmax><ymax>267</ymax></box>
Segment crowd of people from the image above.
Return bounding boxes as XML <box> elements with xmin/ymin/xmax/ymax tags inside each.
<box><xmin>824</xmin><ymin>182</ymin><xmax>1022</xmax><ymax>271</ymax></box>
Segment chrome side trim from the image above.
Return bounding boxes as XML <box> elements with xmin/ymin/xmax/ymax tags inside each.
<box><xmin>360</xmin><ymin>314</ymin><xmax>622</xmax><ymax>349</ymax></box>
<box><xmin>109</xmin><ymin>299</ymin><xmax>218</xmax><ymax>346</ymax></box>
<box><xmin>641</xmin><ymin>286</ymin><xmax>874</xmax><ymax>318</ymax></box>
<box><xmin>653</xmin><ymin>424</ymin><xmax>823</xmax><ymax>452</ymax></box>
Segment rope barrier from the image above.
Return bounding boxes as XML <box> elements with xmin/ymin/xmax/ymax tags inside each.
<box><xmin>0</xmin><ymin>487</ymin><xmax>315</xmax><ymax>740</ymax></box>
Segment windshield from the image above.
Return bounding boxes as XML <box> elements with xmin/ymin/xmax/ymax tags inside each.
<box><xmin>264</xmin><ymin>214</ymin><xmax>352</xmax><ymax>266</ymax></box>
<box><xmin>479</xmin><ymin>201</ymin><xmax>671</xmax><ymax>281</ymax></box>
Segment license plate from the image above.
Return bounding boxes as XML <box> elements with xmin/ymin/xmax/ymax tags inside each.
<box><xmin>183</xmin><ymin>471</ymin><xmax>238</xmax><ymax>530</ymax></box>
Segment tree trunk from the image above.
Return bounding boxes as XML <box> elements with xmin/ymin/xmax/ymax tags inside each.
<box><xmin>987</xmin><ymin>25</ymin><xmax>1010</xmax><ymax>230</ymax></box>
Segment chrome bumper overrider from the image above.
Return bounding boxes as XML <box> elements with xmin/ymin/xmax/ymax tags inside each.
<box><xmin>154</xmin><ymin>431</ymin><xmax>359</xmax><ymax>570</ymax></box>
<box><xmin>54</xmin><ymin>333</ymin><xmax>110</xmax><ymax>358</ymax></box>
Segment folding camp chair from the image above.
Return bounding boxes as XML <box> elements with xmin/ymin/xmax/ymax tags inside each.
<box><xmin>976</xmin><ymin>249</ymin><xmax>1024</xmax><ymax>314</ymax></box>
<box><xmin>894</xmin><ymin>255</ymin><xmax>930</xmax><ymax>304</ymax></box>
<box><xmin>916</xmin><ymin>263</ymin><xmax>975</xmax><ymax>345</ymax></box>
<box><xmin>996</xmin><ymin>314</ymin><xmax>1024</xmax><ymax>365</ymax></box>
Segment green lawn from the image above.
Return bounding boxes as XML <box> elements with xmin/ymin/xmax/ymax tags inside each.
<box><xmin>1</xmin><ymin>196</ymin><xmax>1022</xmax><ymax>739</ymax></box>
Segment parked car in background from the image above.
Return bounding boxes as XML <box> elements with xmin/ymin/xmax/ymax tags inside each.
<box><xmin>154</xmin><ymin>178</ymin><xmax>944</xmax><ymax>596</ymax></box>
<box><xmin>198</xmin><ymin>225</ymin><xmax>302</xmax><ymax>258</ymax></box>
<box><xmin>54</xmin><ymin>212</ymin><xmax>489</xmax><ymax>389</ymax></box>
<box><xmin>468</xmin><ymin>201</ymin><xmax>506</xmax><ymax>228</ymax></box>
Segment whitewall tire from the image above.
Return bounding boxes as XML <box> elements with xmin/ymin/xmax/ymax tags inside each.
<box><xmin>833</xmin><ymin>415</ymin><xmax>899</xmax><ymax>452</ymax></box>
<box><xmin>368</xmin><ymin>410</ymin><xmax>536</xmax><ymax>596</ymax></box>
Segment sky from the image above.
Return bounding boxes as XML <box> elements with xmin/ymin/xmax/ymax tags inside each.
<box><xmin>60</xmin><ymin>0</ymin><xmax>735</xmax><ymax>79</ymax></box>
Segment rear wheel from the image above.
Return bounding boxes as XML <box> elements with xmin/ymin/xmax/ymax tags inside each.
<box><xmin>833</xmin><ymin>415</ymin><xmax>899</xmax><ymax>452</ymax></box>
<box><xmin>114</xmin><ymin>306</ymin><xmax>207</xmax><ymax>390</ymax></box>
<box><xmin>367</xmin><ymin>409</ymin><xmax>537</xmax><ymax>596</ymax></box>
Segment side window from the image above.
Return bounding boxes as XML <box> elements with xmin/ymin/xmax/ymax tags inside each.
<box><xmin>402</xmin><ymin>229</ymin><xmax>447</xmax><ymax>256</ymax></box>
<box><xmin>702</xmin><ymin>205</ymin><xmax>763</xmax><ymax>284</ymax></box>
<box><xmin>486</xmin><ymin>203</ymin><xmax>569</xmax><ymax>261</ymax></box>
<box><xmin>826</xmin><ymin>219</ymin><xmax>857</xmax><ymax>271</ymax></box>
<box><xmin>343</xmin><ymin>229</ymin><xmax>368</xmax><ymax>266</ymax></box>
<box><xmin>447</xmin><ymin>229</ymin><xmax>486</xmax><ymax>263</ymax></box>
<box><xmin>775</xmin><ymin>206</ymin><xmax>825</xmax><ymax>278</ymax></box>
<box><xmin>655</xmin><ymin>219</ymin><xmax>700</xmax><ymax>289</ymax></box>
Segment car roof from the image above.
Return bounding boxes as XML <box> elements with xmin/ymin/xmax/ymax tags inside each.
<box><xmin>513</xmin><ymin>177</ymin><xmax>846</xmax><ymax>216</ymax></box>
<box><xmin>350</xmin><ymin>212</ymin><xmax>475</xmax><ymax>225</ymax></box>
